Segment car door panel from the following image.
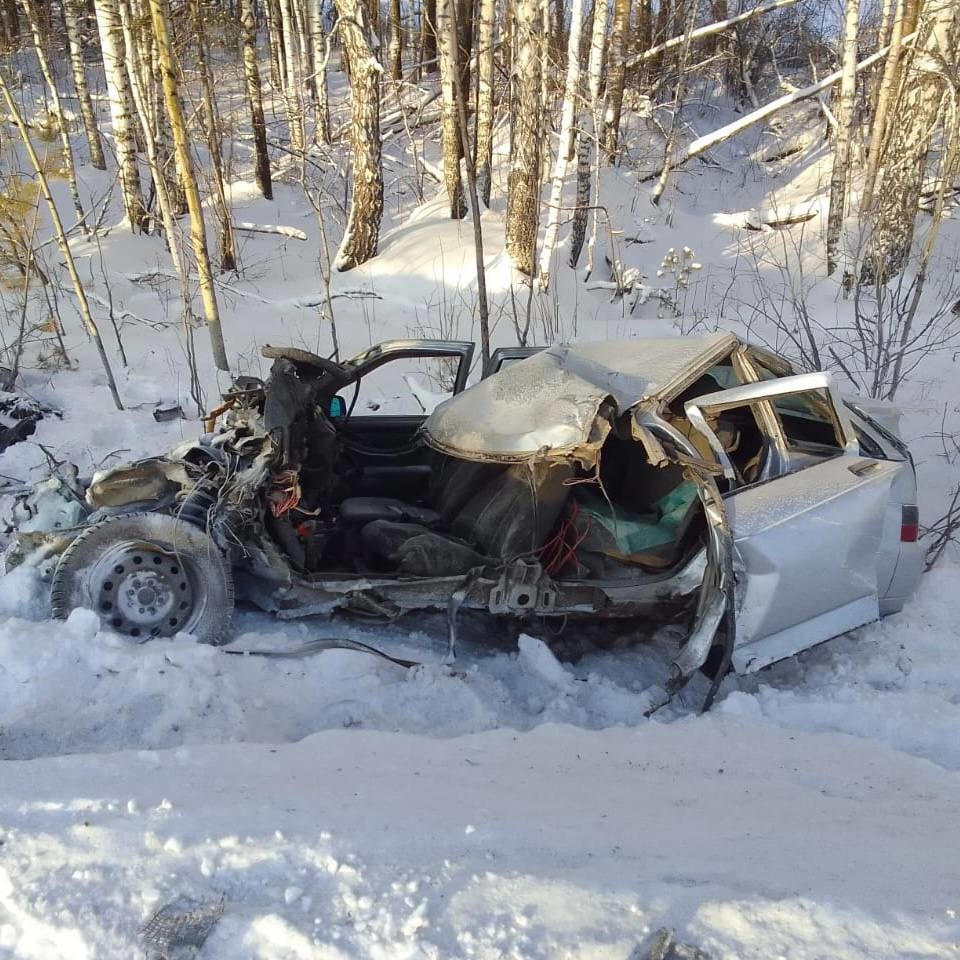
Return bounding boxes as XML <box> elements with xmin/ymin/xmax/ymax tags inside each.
<box><xmin>725</xmin><ymin>455</ymin><xmax>900</xmax><ymax>672</ymax></box>
<box><xmin>684</xmin><ymin>371</ymin><xmax>897</xmax><ymax>674</ymax></box>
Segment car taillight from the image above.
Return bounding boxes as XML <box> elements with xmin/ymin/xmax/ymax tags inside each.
<box><xmin>900</xmin><ymin>505</ymin><xmax>919</xmax><ymax>543</ymax></box>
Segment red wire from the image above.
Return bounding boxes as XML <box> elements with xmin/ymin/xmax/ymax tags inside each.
<box><xmin>538</xmin><ymin>500</ymin><xmax>591</xmax><ymax>576</ymax></box>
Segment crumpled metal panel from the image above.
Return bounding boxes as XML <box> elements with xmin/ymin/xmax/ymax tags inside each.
<box><xmin>726</xmin><ymin>455</ymin><xmax>898</xmax><ymax>672</ymax></box>
<box><xmin>422</xmin><ymin>334</ymin><xmax>735</xmax><ymax>462</ymax></box>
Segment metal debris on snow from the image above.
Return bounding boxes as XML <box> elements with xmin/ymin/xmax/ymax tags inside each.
<box><xmin>139</xmin><ymin>894</ymin><xmax>224</xmax><ymax>959</ymax></box>
<box><xmin>630</xmin><ymin>928</ymin><xmax>711</xmax><ymax>960</ymax></box>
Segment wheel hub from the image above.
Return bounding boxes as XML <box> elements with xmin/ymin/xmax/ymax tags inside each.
<box><xmin>92</xmin><ymin>542</ymin><xmax>195</xmax><ymax>639</ymax></box>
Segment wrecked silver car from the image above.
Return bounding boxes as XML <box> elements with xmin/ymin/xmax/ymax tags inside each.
<box><xmin>6</xmin><ymin>334</ymin><xmax>922</xmax><ymax>706</ymax></box>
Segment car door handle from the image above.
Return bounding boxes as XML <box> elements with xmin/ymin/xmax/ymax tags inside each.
<box><xmin>848</xmin><ymin>460</ymin><xmax>881</xmax><ymax>476</ymax></box>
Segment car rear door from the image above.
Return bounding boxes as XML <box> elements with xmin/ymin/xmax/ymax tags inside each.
<box><xmin>685</xmin><ymin>372</ymin><xmax>902</xmax><ymax>673</ymax></box>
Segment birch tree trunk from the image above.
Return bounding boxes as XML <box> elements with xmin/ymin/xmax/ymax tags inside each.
<box><xmin>308</xmin><ymin>0</ymin><xmax>331</xmax><ymax>142</ymax></box>
<box><xmin>94</xmin><ymin>0</ymin><xmax>146</xmax><ymax>230</ymax></box>
<box><xmin>22</xmin><ymin>0</ymin><xmax>87</xmax><ymax>231</ymax></box>
<box><xmin>3</xmin><ymin>0</ymin><xmax>18</xmax><ymax>40</ymax></box>
<box><xmin>602</xmin><ymin>0</ymin><xmax>631</xmax><ymax>163</ymax></box>
<box><xmin>1</xmin><ymin>73</ymin><xmax>123</xmax><ymax>409</ymax></box>
<box><xmin>193</xmin><ymin>0</ymin><xmax>237</xmax><ymax>271</ymax></box>
<box><xmin>649</xmin><ymin>0</ymin><xmax>671</xmax><ymax>73</ymax></box>
<box><xmin>388</xmin><ymin>0</ymin><xmax>402</xmax><ymax>79</ymax></box>
<box><xmin>0</xmin><ymin>0</ymin><xmax>16</xmax><ymax>44</ymax></box>
<box><xmin>149</xmin><ymin>0</ymin><xmax>230</xmax><ymax>370</ymax></box>
<box><xmin>278</xmin><ymin>0</ymin><xmax>306</xmax><ymax>153</ymax></box>
<box><xmin>877</xmin><ymin>0</ymin><xmax>895</xmax><ymax>47</ymax></box>
<box><xmin>866</xmin><ymin>0</ymin><xmax>960</xmax><ymax>280</ymax></box>
<box><xmin>651</xmin><ymin>0</ymin><xmax>698</xmax><ymax>205</ymax></box>
<box><xmin>635</xmin><ymin>0</ymin><xmax>653</xmax><ymax>75</ymax></box>
<box><xmin>265</xmin><ymin>0</ymin><xmax>285</xmax><ymax>87</ymax></box>
<box><xmin>671</xmin><ymin>40</ymin><xmax>906</xmax><ymax>168</ymax></box>
<box><xmin>474</xmin><ymin>0</ymin><xmax>495</xmax><ymax>206</ymax></box>
<box><xmin>296</xmin><ymin>0</ymin><xmax>317</xmax><ymax>104</ymax></box>
<box><xmin>146</xmin><ymin>21</ymin><xmax>186</xmax><ymax>216</ymax></box>
<box><xmin>538</xmin><ymin>0</ymin><xmax>584</xmax><ymax>287</ymax></box>
<box><xmin>539</xmin><ymin>0</ymin><xmax>551</xmax><ymax>163</ymax></box>
<box><xmin>438</xmin><ymin>0</ymin><xmax>466</xmax><ymax>218</ymax></box>
<box><xmin>334</xmin><ymin>0</ymin><xmax>383</xmax><ymax>270</ymax></box>
<box><xmin>862</xmin><ymin>0</ymin><xmax>912</xmax><ymax>207</ymax></box>
<box><xmin>442</xmin><ymin>0</ymin><xmax>491</xmax><ymax>364</ymax></box>
<box><xmin>240</xmin><ymin>0</ymin><xmax>273</xmax><ymax>198</ymax></box>
<box><xmin>505</xmin><ymin>0</ymin><xmax>542</xmax><ymax>275</ymax></box>
<box><xmin>421</xmin><ymin>0</ymin><xmax>437</xmax><ymax>73</ymax></box>
<box><xmin>826</xmin><ymin>0</ymin><xmax>861</xmax><ymax>275</ymax></box>
<box><xmin>119</xmin><ymin>0</ymin><xmax>189</xmax><ymax>283</ymax></box>
<box><xmin>63</xmin><ymin>0</ymin><xmax>106</xmax><ymax>170</ymax></box>
<box><xmin>456</xmin><ymin>0</ymin><xmax>474</xmax><ymax>107</ymax></box>
<box><xmin>569</xmin><ymin>0</ymin><xmax>605</xmax><ymax>267</ymax></box>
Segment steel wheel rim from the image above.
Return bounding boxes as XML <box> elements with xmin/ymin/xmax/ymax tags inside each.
<box><xmin>87</xmin><ymin>539</ymin><xmax>205</xmax><ymax>640</ymax></box>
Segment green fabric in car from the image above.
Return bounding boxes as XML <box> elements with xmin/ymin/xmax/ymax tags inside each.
<box><xmin>575</xmin><ymin>480</ymin><xmax>699</xmax><ymax>554</ymax></box>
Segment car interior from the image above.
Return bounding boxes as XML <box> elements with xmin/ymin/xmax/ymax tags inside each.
<box><xmin>255</xmin><ymin>344</ymin><xmax>849</xmax><ymax>586</ymax></box>
<box><xmin>253</xmin><ymin>347</ymin><xmax>736</xmax><ymax>584</ymax></box>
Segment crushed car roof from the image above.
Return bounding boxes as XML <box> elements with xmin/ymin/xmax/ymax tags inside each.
<box><xmin>423</xmin><ymin>332</ymin><xmax>737</xmax><ymax>461</ymax></box>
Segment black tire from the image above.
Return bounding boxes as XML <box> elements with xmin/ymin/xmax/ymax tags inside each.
<box><xmin>51</xmin><ymin>512</ymin><xmax>234</xmax><ymax>644</ymax></box>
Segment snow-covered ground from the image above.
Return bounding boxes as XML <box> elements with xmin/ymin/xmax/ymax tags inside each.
<box><xmin>4</xmin><ymin>713</ymin><xmax>960</xmax><ymax>960</ymax></box>
<box><xmin>2</xmin><ymin>71</ymin><xmax>960</xmax><ymax>958</ymax></box>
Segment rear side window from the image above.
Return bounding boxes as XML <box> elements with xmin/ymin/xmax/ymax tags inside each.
<box><xmin>853</xmin><ymin>423</ymin><xmax>886</xmax><ymax>459</ymax></box>
<box><xmin>773</xmin><ymin>389</ymin><xmax>843</xmax><ymax>451</ymax></box>
<box><xmin>750</xmin><ymin>358</ymin><xmax>844</xmax><ymax>453</ymax></box>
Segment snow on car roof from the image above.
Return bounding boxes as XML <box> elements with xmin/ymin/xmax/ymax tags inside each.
<box><xmin>423</xmin><ymin>332</ymin><xmax>737</xmax><ymax>461</ymax></box>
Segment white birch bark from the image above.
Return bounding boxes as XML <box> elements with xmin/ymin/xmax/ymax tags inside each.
<box><xmin>240</xmin><ymin>0</ymin><xmax>273</xmax><ymax>197</ymax></box>
<box><xmin>388</xmin><ymin>0</ymin><xmax>402</xmax><ymax>80</ymax></box>
<box><xmin>826</xmin><ymin>0</ymin><xmax>861</xmax><ymax>275</ymax></box>
<box><xmin>626</xmin><ymin>0</ymin><xmax>802</xmax><ymax>68</ymax></box>
<box><xmin>278</xmin><ymin>0</ymin><xmax>306</xmax><ymax>153</ymax></box>
<box><xmin>149</xmin><ymin>0</ymin><xmax>230</xmax><ymax>370</ymax></box>
<box><xmin>146</xmin><ymin>18</ymin><xmax>185</xmax><ymax>216</ymax></box>
<box><xmin>505</xmin><ymin>0</ymin><xmax>542</xmax><ymax>275</ymax></box>
<box><xmin>192</xmin><ymin>0</ymin><xmax>237</xmax><ymax>272</ymax></box>
<box><xmin>334</xmin><ymin>0</ymin><xmax>384</xmax><ymax>270</ymax></box>
<box><xmin>119</xmin><ymin>0</ymin><xmax>186</xmax><ymax>281</ymax></box>
<box><xmin>437</xmin><ymin>0</ymin><xmax>465</xmax><ymax>218</ymax></box>
<box><xmin>63</xmin><ymin>0</ymin><xmax>106</xmax><ymax>170</ymax></box>
<box><xmin>862</xmin><ymin>0</ymin><xmax>908</xmax><ymax>208</ymax></box>
<box><xmin>94</xmin><ymin>0</ymin><xmax>146</xmax><ymax>230</ymax></box>
<box><xmin>22</xmin><ymin>0</ymin><xmax>87</xmax><ymax>231</ymax></box>
<box><xmin>877</xmin><ymin>0</ymin><xmax>895</xmax><ymax>47</ymax></box>
<box><xmin>474</xmin><ymin>0</ymin><xmax>495</xmax><ymax>206</ymax></box>
<box><xmin>265</xmin><ymin>0</ymin><xmax>286</xmax><ymax>88</ymax></box>
<box><xmin>866</xmin><ymin>1</ymin><xmax>960</xmax><ymax>279</ymax></box>
<box><xmin>674</xmin><ymin>38</ymin><xmax>913</xmax><ymax>166</ymax></box>
<box><xmin>538</xmin><ymin>0</ymin><xmax>584</xmax><ymax>287</ymax></box>
<box><xmin>602</xmin><ymin>0</ymin><xmax>630</xmax><ymax>163</ymax></box>
<box><xmin>0</xmin><ymin>73</ymin><xmax>123</xmax><ymax>410</ymax></box>
<box><xmin>308</xmin><ymin>0</ymin><xmax>331</xmax><ymax>141</ymax></box>
<box><xmin>569</xmin><ymin>0</ymin><xmax>606</xmax><ymax>268</ymax></box>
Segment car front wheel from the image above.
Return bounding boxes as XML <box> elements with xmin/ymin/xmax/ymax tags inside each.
<box><xmin>51</xmin><ymin>512</ymin><xmax>234</xmax><ymax>644</ymax></box>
